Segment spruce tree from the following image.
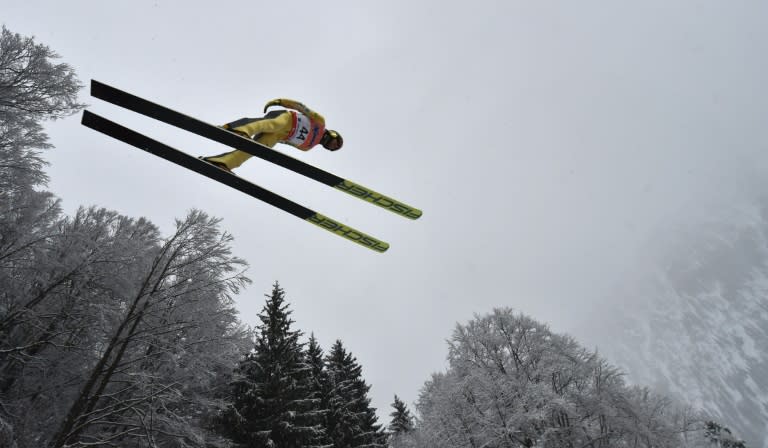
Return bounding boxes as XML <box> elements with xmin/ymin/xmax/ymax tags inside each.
<box><xmin>306</xmin><ymin>334</ymin><xmax>326</xmax><ymax>385</ymax></box>
<box><xmin>388</xmin><ymin>395</ymin><xmax>414</xmax><ymax>434</ymax></box>
<box><xmin>222</xmin><ymin>282</ymin><xmax>325</xmax><ymax>447</ymax></box>
<box><xmin>325</xmin><ymin>340</ymin><xmax>385</xmax><ymax>448</ymax></box>
<box><xmin>306</xmin><ymin>334</ymin><xmax>333</xmax><ymax>447</ymax></box>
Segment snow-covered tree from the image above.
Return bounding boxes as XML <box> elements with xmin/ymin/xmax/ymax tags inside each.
<box><xmin>1</xmin><ymin>26</ymin><xmax>85</xmax><ymax>446</ymax></box>
<box><xmin>325</xmin><ymin>340</ymin><xmax>385</xmax><ymax>448</ymax></box>
<box><xmin>0</xmin><ymin>24</ymin><xmax>83</xmax><ymax>195</ymax></box>
<box><xmin>388</xmin><ymin>395</ymin><xmax>414</xmax><ymax>435</ymax></box>
<box><xmin>306</xmin><ymin>333</ymin><xmax>333</xmax><ymax>446</ymax></box>
<box><xmin>0</xmin><ymin>23</ymin><xmax>82</xmax><ymax>359</ymax></box>
<box><xmin>386</xmin><ymin>395</ymin><xmax>415</xmax><ymax>448</ymax></box>
<box><xmin>44</xmin><ymin>210</ymin><xmax>250</xmax><ymax>448</ymax></box>
<box><xmin>306</xmin><ymin>334</ymin><xmax>328</xmax><ymax>399</ymax></box>
<box><xmin>415</xmin><ymin>308</ymin><xmax>717</xmax><ymax>447</ymax></box>
<box><xmin>221</xmin><ymin>282</ymin><xmax>325</xmax><ymax>447</ymax></box>
<box><xmin>0</xmin><ymin>24</ymin><xmax>314</xmax><ymax>448</ymax></box>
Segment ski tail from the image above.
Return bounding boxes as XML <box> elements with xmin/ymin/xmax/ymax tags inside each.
<box><xmin>81</xmin><ymin>110</ymin><xmax>389</xmax><ymax>253</ymax></box>
<box><xmin>89</xmin><ymin>80</ymin><xmax>422</xmax><ymax>220</ymax></box>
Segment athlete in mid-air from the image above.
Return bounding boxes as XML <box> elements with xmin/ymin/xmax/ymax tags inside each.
<box><xmin>200</xmin><ymin>98</ymin><xmax>343</xmax><ymax>172</ymax></box>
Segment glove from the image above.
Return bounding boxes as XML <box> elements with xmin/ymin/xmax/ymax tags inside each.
<box><xmin>263</xmin><ymin>99</ymin><xmax>282</xmax><ymax>113</ymax></box>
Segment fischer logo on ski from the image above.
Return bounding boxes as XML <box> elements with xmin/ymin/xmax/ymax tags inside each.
<box><xmin>307</xmin><ymin>214</ymin><xmax>389</xmax><ymax>253</ymax></box>
<box><xmin>334</xmin><ymin>180</ymin><xmax>422</xmax><ymax>220</ymax></box>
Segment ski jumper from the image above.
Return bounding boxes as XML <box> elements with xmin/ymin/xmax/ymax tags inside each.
<box><xmin>206</xmin><ymin>99</ymin><xmax>326</xmax><ymax>170</ymax></box>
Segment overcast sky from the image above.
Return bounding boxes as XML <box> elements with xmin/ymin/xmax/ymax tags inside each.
<box><xmin>4</xmin><ymin>0</ymin><xmax>768</xmax><ymax>419</ymax></box>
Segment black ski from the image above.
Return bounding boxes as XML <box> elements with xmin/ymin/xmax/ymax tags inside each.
<box><xmin>89</xmin><ymin>80</ymin><xmax>422</xmax><ymax>220</ymax></box>
<box><xmin>81</xmin><ymin>110</ymin><xmax>389</xmax><ymax>253</ymax></box>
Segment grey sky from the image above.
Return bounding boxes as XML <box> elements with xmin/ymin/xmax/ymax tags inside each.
<box><xmin>4</xmin><ymin>0</ymin><xmax>768</xmax><ymax>419</ymax></box>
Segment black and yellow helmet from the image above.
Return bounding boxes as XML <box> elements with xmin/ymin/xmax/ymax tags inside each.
<box><xmin>321</xmin><ymin>129</ymin><xmax>343</xmax><ymax>151</ymax></box>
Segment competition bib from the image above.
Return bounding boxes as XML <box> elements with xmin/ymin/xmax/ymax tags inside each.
<box><xmin>284</xmin><ymin>112</ymin><xmax>324</xmax><ymax>150</ymax></box>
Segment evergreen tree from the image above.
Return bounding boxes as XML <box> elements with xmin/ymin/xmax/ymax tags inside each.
<box><xmin>387</xmin><ymin>395</ymin><xmax>414</xmax><ymax>434</ymax></box>
<box><xmin>325</xmin><ymin>340</ymin><xmax>385</xmax><ymax>448</ymax></box>
<box><xmin>358</xmin><ymin>408</ymin><xmax>386</xmax><ymax>448</ymax></box>
<box><xmin>306</xmin><ymin>334</ymin><xmax>333</xmax><ymax>447</ymax></box>
<box><xmin>222</xmin><ymin>283</ymin><xmax>325</xmax><ymax>447</ymax></box>
<box><xmin>306</xmin><ymin>334</ymin><xmax>327</xmax><ymax>395</ymax></box>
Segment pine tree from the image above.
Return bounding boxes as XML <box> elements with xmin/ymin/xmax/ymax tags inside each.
<box><xmin>325</xmin><ymin>340</ymin><xmax>385</xmax><ymax>448</ymax></box>
<box><xmin>388</xmin><ymin>395</ymin><xmax>414</xmax><ymax>434</ymax></box>
<box><xmin>222</xmin><ymin>283</ymin><xmax>325</xmax><ymax>447</ymax></box>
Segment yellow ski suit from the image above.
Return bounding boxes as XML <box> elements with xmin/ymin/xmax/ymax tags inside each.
<box><xmin>205</xmin><ymin>98</ymin><xmax>326</xmax><ymax>170</ymax></box>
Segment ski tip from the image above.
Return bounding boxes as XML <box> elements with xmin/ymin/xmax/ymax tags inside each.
<box><xmin>372</xmin><ymin>242</ymin><xmax>390</xmax><ymax>253</ymax></box>
<box><xmin>408</xmin><ymin>208</ymin><xmax>423</xmax><ymax>220</ymax></box>
<box><xmin>334</xmin><ymin>180</ymin><xmax>422</xmax><ymax>220</ymax></box>
<box><xmin>307</xmin><ymin>213</ymin><xmax>389</xmax><ymax>253</ymax></box>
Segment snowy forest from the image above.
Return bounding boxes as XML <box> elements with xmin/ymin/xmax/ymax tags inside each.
<box><xmin>0</xmin><ymin>25</ymin><xmax>752</xmax><ymax>448</ymax></box>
